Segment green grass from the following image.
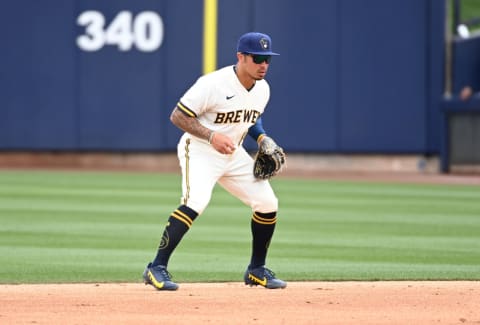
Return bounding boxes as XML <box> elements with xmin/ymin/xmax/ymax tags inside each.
<box><xmin>452</xmin><ymin>0</ymin><xmax>480</xmax><ymax>32</ymax></box>
<box><xmin>461</xmin><ymin>0</ymin><xmax>480</xmax><ymax>24</ymax></box>
<box><xmin>0</xmin><ymin>170</ymin><xmax>479</xmax><ymax>284</ymax></box>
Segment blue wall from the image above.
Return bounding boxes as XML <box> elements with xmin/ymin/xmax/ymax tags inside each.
<box><xmin>0</xmin><ymin>0</ymin><xmax>446</xmax><ymax>153</ymax></box>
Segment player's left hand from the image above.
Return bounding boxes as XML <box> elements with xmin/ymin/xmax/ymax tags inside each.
<box><xmin>253</xmin><ymin>136</ymin><xmax>286</xmax><ymax>179</ymax></box>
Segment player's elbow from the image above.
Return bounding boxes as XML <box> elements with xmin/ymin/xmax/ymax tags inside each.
<box><xmin>169</xmin><ymin>109</ymin><xmax>177</xmax><ymax>123</ymax></box>
<box><xmin>170</xmin><ymin>108</ymin><xmax>183</xmax><ymax>128</ymax></box>
<box><xmin>170</xmin><ymin>107</ymin><xmax>191</xmax><ymax>131</ymax></box>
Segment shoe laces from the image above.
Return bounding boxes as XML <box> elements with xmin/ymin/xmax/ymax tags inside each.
<box><xmin>155</xmin><ymin>266</ymin><xmax>173</xmax><ymax>281</ymax></box>
<box><xmin>262</xmin><ymin>267</ymin><xmax>277</xmax><ymax>279</ymax></box>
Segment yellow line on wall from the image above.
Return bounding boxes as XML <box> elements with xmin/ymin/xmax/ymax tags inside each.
<box><xmin>203</xmin><ymin>0</ymin><xmax>217</xmax><ymax>74</ymax></box>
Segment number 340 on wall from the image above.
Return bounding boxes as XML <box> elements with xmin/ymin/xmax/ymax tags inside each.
<box><xmin>76</xmin><ymin>11</ymin><xmax>164</xmax><ymax>52</ymax></box>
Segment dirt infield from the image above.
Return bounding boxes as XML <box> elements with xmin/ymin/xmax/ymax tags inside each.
<box><xmin>1</xmin><ymin>281</ymin><xmax>479</xmax><ymax>324</ymax></box>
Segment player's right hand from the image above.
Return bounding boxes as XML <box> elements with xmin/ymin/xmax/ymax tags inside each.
<box><xmin>210</xmin><ymin>132</ymin><xmax>236</xmax><ymax>155</ymax></box>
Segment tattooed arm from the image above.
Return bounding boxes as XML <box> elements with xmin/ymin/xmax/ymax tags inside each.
<box><xmin>170</xmin><ymin>107</ymin><xmax>235</xmax><ymax>154</ymax></box>
<box><xmin>170</xmin><ymin>107</ymin><xmax>210</xmax><ymax>141</ymax></box>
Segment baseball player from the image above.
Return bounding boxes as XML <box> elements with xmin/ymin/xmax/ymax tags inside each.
<box><xmin>143</xmin><ymin>32</ymin><xmax>286</xmax><ymax>290</ymax></box>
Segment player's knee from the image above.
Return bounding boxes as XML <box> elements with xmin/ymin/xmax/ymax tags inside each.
<box><xmin>252</xmin><ymin>194</ymin><xmax>278</xmax><ymax>213</ymax></box>
<box><xmin>182</xmin><ymin>196</ymin><xmax>211</xmax><ymax>215</ymax></box>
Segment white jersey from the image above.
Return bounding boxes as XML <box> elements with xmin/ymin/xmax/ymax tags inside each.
<box><xmin>176</xmin><ymin>65</ymin><xmax>270</xmax><ymax>145</ymax></box>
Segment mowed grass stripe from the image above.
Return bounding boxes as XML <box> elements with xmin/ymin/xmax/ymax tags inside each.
<box><xmin>0</xmin><ymin>199</ymin><xmax>172</xmax><ymax>214</ymax></box>
<box><xmin>0</xmin><ymin>186</ymin><xmax>177</xmax><ymax>199</ymax></box>
<box><xmin>0</xmin><ymin>170</ymin><xmax>479</xmax><ymax>283</ymax></box>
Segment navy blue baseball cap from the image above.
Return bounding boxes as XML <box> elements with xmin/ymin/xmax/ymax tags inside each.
<box><xmin>237</xmin><ymin>32</ymin><xmax>280</xmax><ymax>56</ymax></box>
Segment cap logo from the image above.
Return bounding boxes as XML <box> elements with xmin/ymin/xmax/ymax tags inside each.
<box><xmin>259</xmin><ymin>38</ymin><xmax>269</xmax><ymax>50</ymax></box>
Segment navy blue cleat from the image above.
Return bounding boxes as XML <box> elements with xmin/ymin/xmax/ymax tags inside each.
<box><xmin>143</xmin><ymin>263</ymin><xmax>179</xmax><ymax>291</ymax></box>
<box><xmin>244</xmin><ymin>266</ymin><xmax>287</xmax><ymax>289</ymax></box>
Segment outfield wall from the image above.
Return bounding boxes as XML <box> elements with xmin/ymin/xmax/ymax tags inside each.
<box><xmin>0</xmin><ymin>0</ymin><xmax>445</xmax><ymax>154</ymax></box>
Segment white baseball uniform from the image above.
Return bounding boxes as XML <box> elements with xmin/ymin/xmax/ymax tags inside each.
<box><xmin>175</xmin><ymin>65</ymin><xmax>278</xmax><ymax>215</ymax></box>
